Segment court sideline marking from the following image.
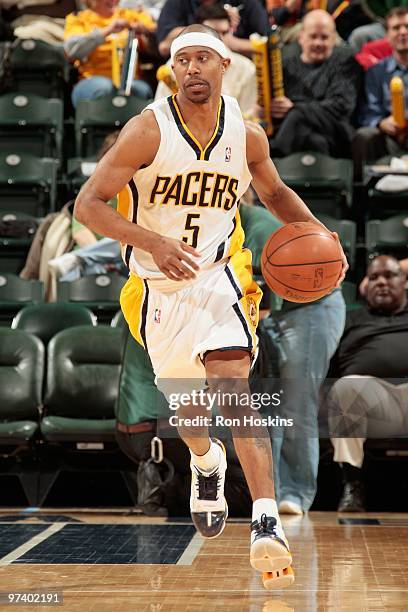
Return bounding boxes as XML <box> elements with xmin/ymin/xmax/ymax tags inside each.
<box><xmin>176</xmin><ymin>532</ymin><xmax>205</xmax><ymax>565</ymax></box>
<box><xmin>0</xmin><ymin>523</ymin><xmax>66</xmax><ymax>566</ymax></box>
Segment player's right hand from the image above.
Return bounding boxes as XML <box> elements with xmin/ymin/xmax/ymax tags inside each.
<box><xmin>150</xmin><ymin>236</ymin><xmax>201</xmax><ymax>281</ymax></box>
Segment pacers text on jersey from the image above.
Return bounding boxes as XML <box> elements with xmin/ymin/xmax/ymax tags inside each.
<box><xmin>150</xmin><ymin>171</ymin><xmax>239</xmax><ymax>210</ymax></box>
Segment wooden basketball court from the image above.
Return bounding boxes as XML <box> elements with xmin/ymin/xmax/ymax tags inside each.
<box><xmin>0</xmin><ymin>510</ymin><xmax>407</xmax><ymax>610</ymax></box>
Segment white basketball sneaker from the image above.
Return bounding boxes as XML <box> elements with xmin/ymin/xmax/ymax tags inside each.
<box><xmin>250</xmin><ymin>513</ymin><xmax>292</xmax><ymax>572</ymax></box>
<box><xmin>190</xmin><ymin>439</ymin><xmax>228</xmax><ymax>539</ymax></box>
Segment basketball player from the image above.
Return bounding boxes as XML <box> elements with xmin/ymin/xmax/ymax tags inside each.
<box><xmin>74</xmin><ymin>24</ymin><xmax>347</xmax><ymax>587</ymax></box>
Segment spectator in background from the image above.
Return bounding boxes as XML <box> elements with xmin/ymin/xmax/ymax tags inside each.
<box><xmin>156</xmin><ymin>0</ymin><xmax>268</xmax><ymax>58</ymax></box>
<box><xmin>268</xmin><ymin>10</ymin><xmax>362</xmax><ymax>158</ymax></box>
<box><xmin>155</xmin><ymin>4</ymin><xmax>257</xmax><ymax>115</ymax></box>
<box><xmin>238</xmin><ymin>204</ymin><xmax>346</xmax><ymax>515</ymax></box>
<box><xmin>253</xmin><ymin>211</ymin><xmax>346</xmax><ymax>515</ymax></box>
<box><xmin>352</xmin><ymin>7</ymin><xmax>408</xmax><ymax>179</ymax></box>
<box><xmin>328</xmin><ymin>255</ymin><xmax>408</xmax><ymax>512</ymax></box>
<box><xmin>49</xmin><ymin>235</ymin><xmax>124</xmax><ymax>281</ymax></box>
<box><xmin>48</xmin><ymin>131</ymin><xmax>124</xmax><ymax>281</ymax></box>
<box><xmin>359</xmin><ymin>257</ymin><xmax>408</xmax><ymax>297</ymax></box>
<box><xmin>272</xmin><ymin>289</ymin><xmax>346</xmax><ymax>515</ymax></box>
<box><xmin>64</xmin><ymin>0</ymin><xmax>155</xmax><ymax>107</ymax></box>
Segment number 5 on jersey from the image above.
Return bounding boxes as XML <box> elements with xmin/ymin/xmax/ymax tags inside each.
<box><xmin>182</xmin><ymin>213</ymin><xmax>200</xmax><ymax>249</ymax></box>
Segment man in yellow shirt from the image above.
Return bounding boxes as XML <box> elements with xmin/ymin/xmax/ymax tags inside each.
<box><xmin>64</xmin><ymin>0</ymin><xmax>156</xmax><ymax>107</ymax></box>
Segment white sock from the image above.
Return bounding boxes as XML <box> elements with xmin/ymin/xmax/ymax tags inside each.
<box><xmin>190</xmin><ymin>440</ymin><xmax>221</xmax><ymax>472</ymax></box>
<box><xmin>252</xmin><ymin>498</ymin><xmax>281</xmax><ymax>526</ymax></box>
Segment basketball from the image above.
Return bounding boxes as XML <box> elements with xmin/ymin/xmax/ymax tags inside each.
<box><xmin>261</xmin><ymin>222</ymin><xmax>343</xmax><ymax>303</ymax></box>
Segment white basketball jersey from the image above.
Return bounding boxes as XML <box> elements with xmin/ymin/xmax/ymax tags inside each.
<box><xmin>117</xmin><ymin>94</ymin><xmax>252</xmax><ymax>280</ymax></box>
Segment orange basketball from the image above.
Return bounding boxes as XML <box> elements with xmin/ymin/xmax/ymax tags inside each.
<box><xmin>261</xmin><ymin>222</ymin><xmax>343</xmax><ymax>303</ymax></box>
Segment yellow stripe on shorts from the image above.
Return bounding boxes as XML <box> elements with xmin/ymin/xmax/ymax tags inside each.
<box><xmin>120</xmin><ymin>273</ymin><xmax>147</xmax><ymax>348</ymax></box>
<box><xmin>228</xmin><ymin>247</ymin><xmax>262</xmax><ymax>350</ymax></box>
<box><xmin>228</xmin><ymin>209</ymin><xmax>245</xmax><ymax>258</ymax></box>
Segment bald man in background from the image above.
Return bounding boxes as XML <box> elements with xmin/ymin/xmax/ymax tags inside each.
<box><xmin>269</xmin><ymin>9</ymin><xmax>362</xmax><ymax>158</ymax></box>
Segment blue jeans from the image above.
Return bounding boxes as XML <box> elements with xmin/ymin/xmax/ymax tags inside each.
<box><xmin>271</xmin><ymin>290</ymin><xmax>346</xmax><ymax>511</ymax></box>
<box><xmin>61</xmin><ymin>237</ymin><xmax>124</xmax><ymax>281</ymax></box>
<box><xmin>72</xmin><ymin>76</ymin><xmax>152</xmax><ymax>108</ymax></box>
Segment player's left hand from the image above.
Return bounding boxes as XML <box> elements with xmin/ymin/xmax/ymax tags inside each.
<box><xmin>331</xmin><ymin>231</ymin><xmax>348</xmax><ymax>288</ymax></box>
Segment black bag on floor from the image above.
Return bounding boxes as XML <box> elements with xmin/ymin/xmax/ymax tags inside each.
<box><xmin>137</xmin><ymin>452</ymin><xmax>175</xmax><ymax>517</ymax></box>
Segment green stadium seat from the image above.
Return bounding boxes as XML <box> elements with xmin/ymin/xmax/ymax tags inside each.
<box><xmin>273</xmin><ymin>152</ymin><xmax>353</xmax><ymax>218</ymax></box>
<box><xmin>0</xmin><ymin>153</ymin><xmax>58</xmax><ymax>216</ymax></box>
<box><xmin>366</xmin><ymin>215</ymin><xmax>408</xmax><ymax>262</ymax></box>
<box><xmin>0</xmin><ymin>273</ymin><xmax>44</xmax><ymax>325</ymax></box>
<box><xmin>10</xmin><ymin>39</ymin><xmax>67</xmax><ymax>99</ymax></box>
<box><xmin>0</xmin><ymin>328</ymin><xmax>43</xmax><ymax>445</ymax></box>
<box><xmin>75</xmin><ymin>94</ymin><xmax>151</xmax><ymax>157</ymax></box>
<box><xmin>42</xmin><ymin>326</ymin><xmax>124</xmax><ymax>443</ymax></box>
<box><xmin>37</xmin><ymin>325</ymin><xmax>126</xmax><ymax>505</ymax></box>
<box><xmin>56</xmin><ymin>273</ymin><xmax>127</xmax><ymax>323</ymax></box>
<box><xmin>0</xmin><ymin>328</ymin><xmax>44</xmax><ymax>505</ymax></box>
<box><xmin>0</xmin><ymin>93</ymin><xmax>63</xmax><ymax>159</ymax></box>
<box><xmin>12</xmin><ymin>302</ymin><xmax>97</xmax><ymax>346</ymax></box>
<box><xmin>364</xmin><ymin>156</ymin><xmax>408</xmax><ymax>219</ymax></box>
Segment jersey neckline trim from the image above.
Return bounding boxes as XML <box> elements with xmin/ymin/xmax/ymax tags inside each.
<box><xmin>167</xmin><ymin>95</ymin><xmax>225</xmax><ymax>161</ymax></box>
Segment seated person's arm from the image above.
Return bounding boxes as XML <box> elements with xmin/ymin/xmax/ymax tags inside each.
<box><xmin>360</xmin><ymin>65</ymin><xmax>393</xmax><ymax>131</ymax></box>
<box><xmin>64</xmin><ymin>12</ymin><xmax>130</xmax><ymax>61</ymax></box>
<box><xmin>222</xmin><ymin>33</ymin><xmax>257</xmax><ymax>57</ymax></box>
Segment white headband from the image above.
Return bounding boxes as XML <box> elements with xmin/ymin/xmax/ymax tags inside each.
<box><xmin>170</xmin><ymin>32</ymin><xmax>231</xmax><ymax>63</ymax></box>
